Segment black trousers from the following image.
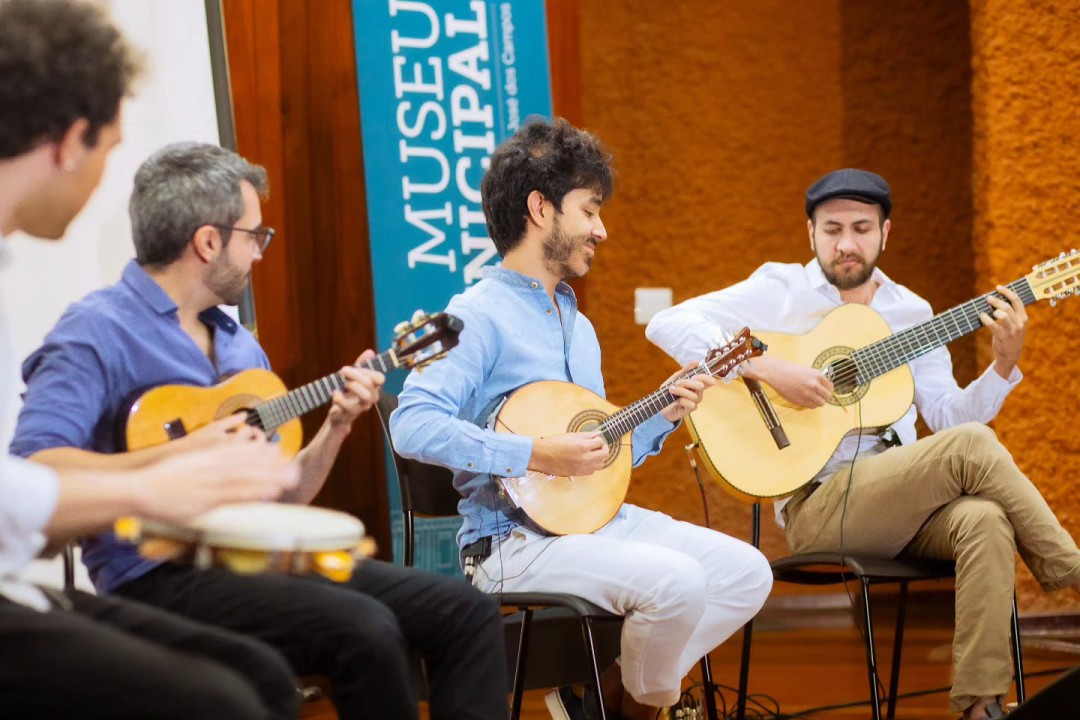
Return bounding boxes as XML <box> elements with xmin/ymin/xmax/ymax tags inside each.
<box><xmin>115</xmin><ymin>559</ymin><xmax>508</xmax><ymax>720</ymax></box>
<box><xmin>0</xmin><ymin>590</ymin><xmax>298</xmax><ymax>719</ymax></box>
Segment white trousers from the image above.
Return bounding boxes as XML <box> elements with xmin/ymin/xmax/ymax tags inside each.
<box><xmin>472</xmin><ymin>504</ymin><xmax>772</xmax><ymax>706</ymax></box>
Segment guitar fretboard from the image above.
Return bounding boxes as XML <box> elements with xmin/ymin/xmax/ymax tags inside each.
<box><xmin>250</xmin><ymin>350</ymin><xmax>399</xmax><ymax>434</ymax></box>
<box><xmin>597</xmin><ymin>341</ymin><xmax>755</xmax><ymax>442</ymax></box>
<box><xmin>851</xmin><ymin>278</ymin><xmax>1036</xmax><ymax>384</ymax></box>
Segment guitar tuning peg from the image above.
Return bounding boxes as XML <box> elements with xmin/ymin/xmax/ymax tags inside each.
<box><xmin>393</xmin><ymin>320</ymin><xmax>410</xmax><ymax>335</ymax></box>
<box><xmin>411</xmin><ymin>309</ymin><xmax>428</xmax><ymax>323</ymax></box>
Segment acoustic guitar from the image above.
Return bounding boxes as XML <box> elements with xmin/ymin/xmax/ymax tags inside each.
<box><xmin>122</xmin><ymin>311</ymin><xmax>463</xmax><ymax>456</ymax></box>
<box><xmin>495</xmin><ymin>328</ymin><xmax>764</xmax><ymax>535</ymax></box>
<box><xmin>687</xmin><ymin>251</ymin><xmax>1080</xmax><ymax>500</ymax></box>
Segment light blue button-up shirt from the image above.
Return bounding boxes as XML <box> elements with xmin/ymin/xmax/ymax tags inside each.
<box><xmin>391</xmin><ymin>267</ymin><xmax>677</xmax><ymax>549</ymax></box>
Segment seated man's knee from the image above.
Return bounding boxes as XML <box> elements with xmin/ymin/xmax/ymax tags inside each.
<box><xmin>743</xmin><ymin>548</ymin><xmax>774</xmax><ymax>611</ymax></box>
<box><xmin>714</xmin><ymin>544</ymin><xmax>772</xmax><ymax>614</ymax></box>
<box><xmin>956</xmin><ymin>498</ymin><xmax>1015</xmax><ymax>547</ymax></box>
<box><xmin>334</xmin><ymin>598</ymin><xmax>409</xmax><ymax>663</ymax></box>
<box><xmin>649</xmin><ymin>555</ymin><xmax>709</xmax><ymax>615</ymax></box>
<box><xmin>953</xmin><ymin>422</ymin><xmax>1005</xmax><ymax>455</ymax></box>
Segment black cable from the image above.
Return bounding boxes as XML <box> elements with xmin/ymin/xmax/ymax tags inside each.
<box><xmin>681</xmin><ymin>453</ymin><xmax>787</xmax><ymax>719</ymax></box>
<box><xmin>686</xmin><ymin>442</ymin><xmax>711</xmax><ymax>529</ymax></box>
<box><xmin>766</xmin><ymin>665</ymin><xmax>1075</xmax><ymax>718</ymax></box>
<box><xmin>835</xmin><ymin>398</ymin><xmax>890</xmax><ymax>705</ymax></box>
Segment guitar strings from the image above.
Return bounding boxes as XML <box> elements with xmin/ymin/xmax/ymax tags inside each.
<box><xmin>826</xmin><ymin>281</ymin><xmax>1035</xmax><ymax>387</ymax></box>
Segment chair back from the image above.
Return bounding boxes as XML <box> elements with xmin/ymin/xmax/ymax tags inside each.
<box><xmin>374</xmin><ymin>392</ymin><xmax>463</xmax><ymax>566</ymax></box>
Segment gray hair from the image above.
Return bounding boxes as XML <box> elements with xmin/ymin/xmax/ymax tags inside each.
<box><xmin>129</xmin><ymin>141</ymin><xmax>269</xmax><ymax>267</ymax></box>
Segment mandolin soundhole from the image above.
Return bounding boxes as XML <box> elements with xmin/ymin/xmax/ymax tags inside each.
<box><xmin>814</xmin><ymin>348</ymin><xmax>869</xmax><ymax>406</ymax></box>
<box><xmin>568</xmin><ymin>409</ymin><xmax>621</xmax><ymax>466</ymax></box>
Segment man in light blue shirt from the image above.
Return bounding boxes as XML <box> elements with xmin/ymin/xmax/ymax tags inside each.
<box><xmin>392</xmin><ymin>117</ymin><xmax>772</xmax><ymax>720</ymax></box>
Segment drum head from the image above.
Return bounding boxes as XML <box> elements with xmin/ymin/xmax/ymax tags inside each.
<box><xmin>140</xmin><ymin>502</ymin><xmax>366</xmax><ymax>552</ymax></box>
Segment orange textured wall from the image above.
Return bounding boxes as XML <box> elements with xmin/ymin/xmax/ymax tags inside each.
<box><xmin>970</xmin><ymin>0</ymin><xmax>1080</xmax><ymax>612</ymax></box>
<box><xmin>574</xmin><ymin>2</ymin><xmax>1012</xmax><ymax>589</ymax></box>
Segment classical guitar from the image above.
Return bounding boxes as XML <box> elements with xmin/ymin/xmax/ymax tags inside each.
<box><xmin>495</xmin><ymin>329</ymin><xmax>765</xmax><ymax>535</ymax></box>
<box><xmin>122</xmin><ymin>311</ymin><xmax>463</xmax><ymax>456</ymax></box>
<box><xmin>687</xmin><ymin>251</ymin><xmax>1080</xmax><ymax>500</ymax></box>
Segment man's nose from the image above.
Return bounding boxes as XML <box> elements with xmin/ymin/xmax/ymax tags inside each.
<box><xmin>593</xmin><ymin>217</ymin><xmax>608</xmax><ymax>242</ymax></box>
<box><xmin>836</xmin><ymin>230</ymin><xmax>858</xmax><ymax>253</ymax></box>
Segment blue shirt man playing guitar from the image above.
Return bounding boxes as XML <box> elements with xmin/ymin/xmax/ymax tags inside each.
<box><xmin>12</xmin><ymin>141</ymin><xmax>508</xmax><ymax>720</ymax></box>
<box><xmin>391</xmin><ymin>117</ymin><xmax>773</xmax><ymax>720</ymax></box>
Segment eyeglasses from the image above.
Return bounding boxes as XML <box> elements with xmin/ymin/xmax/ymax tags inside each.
<box><xmin>210</xmin><ymin>224</ymin><xmax>275</xmax><ymax>254</ymax></box>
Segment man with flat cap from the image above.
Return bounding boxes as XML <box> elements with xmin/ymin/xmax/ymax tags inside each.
<box><xmin>646</xmin><ymin>169</ymin><xmax>1080</xmax><ymax>720</ymax></box>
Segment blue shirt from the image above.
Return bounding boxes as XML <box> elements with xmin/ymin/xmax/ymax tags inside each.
<box><xmin>10</xmin><ymin>260</ymin><xmax>268</xmax><ymax>593</ymax></box>
<box><xmin>390</xmin><ymin>267</ymin><xmax>676</xmax><ymax>548</ymax></box>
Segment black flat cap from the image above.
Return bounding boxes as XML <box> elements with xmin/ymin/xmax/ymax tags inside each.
<box><xmin>805</xmin><ymin>168</ymin><xmax>892</xmax><ymax>219</ymax></box>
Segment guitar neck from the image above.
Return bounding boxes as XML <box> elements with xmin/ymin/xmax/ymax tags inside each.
<box><xmin>254</xmin><ymin>349</ymin><xmax>399</xmax><ymax>433</ymax></box>
<box><xmin>599</xmin><ymin>365</ymin><xmax>713</xmax><ymax>442</ymax></box>
<box><xmin>852</xmin><ymin>277</ymin><xmax>1036</xmax><ymax>384</ymax></box>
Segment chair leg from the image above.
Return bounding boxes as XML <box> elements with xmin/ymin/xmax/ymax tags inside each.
<box><xmin>62</xmin><ymin>543</ymin><xmax>75</xmax><ymax>593</ymax></box>
<box><xmin>510</xmin><ymin>608</ymin><xmax>533</xmax><ymax>720</ymax></box>
<box><xmin>403</xmin><ymin>511</ymin><xmax>415</xmax><ymax>567</ymax></box>
<box><xmin>734</xmin><ymin>619</ymin><xmax>754</xmax><ymax>720</ymax></box>
<box><xmin>699</xmin><ymin>654</ymin><xmax>719</xmax><ymax>720</ymax></box>
<box><xmin>1011</xmin><ymin>593</ymin><xmax>1026</xmax><ymax>703</ymax></box>
<box><xmin>580</xmin><ymin>617</ymin><xmax>608</xmax><ymax>720</ymax></box>
<box><xmin>886</xmin><ymin>581</ymin><xmax>908</xmax><ymax>719</ymax></box>
<box><xmin>734</xmin><ymin>501</ymin><xmax>761</xmax><ymax>720</ymax></box>
<box><xmin>859</xmin><ymin>577</ymin><xmax>883</xmax><ymax>720</ymax></box>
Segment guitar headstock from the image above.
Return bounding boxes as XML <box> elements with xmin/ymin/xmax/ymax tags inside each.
<box><xmin>1027</xmin><ymin>250</ymin><xmax>1080</xmax><ymax>306</ymax></box>
<box><xmin>703</xmin><ymin>327</ymin><xmax>766</xmax><ymax>380</ymax></box>
<box><xmin>391</xmin><ymin>311</ymin><xmax>464</xmax><ymax>370</ymax></box>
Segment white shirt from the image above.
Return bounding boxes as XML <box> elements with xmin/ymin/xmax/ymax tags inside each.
<box><xmin>645</xmin><ymin>259</ymin><xmax>1021</xmax><ymax>525</ymax></box>
<box><xmin>0</xmin><ymin>236</ymin><xmax>59</xmax><ymax>610</ymax></box>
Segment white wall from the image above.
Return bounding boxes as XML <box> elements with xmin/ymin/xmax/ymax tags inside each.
<box><xmin>8</xmin><ymin>0</ymin><xmax>224</xmax><ymax>591</ymax></box>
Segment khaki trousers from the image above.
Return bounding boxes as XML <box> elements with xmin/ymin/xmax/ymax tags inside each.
<box><xmin>783</xmin><ymin>423</ymin><xmax>1080</xmax><ymax>714</ymax></box>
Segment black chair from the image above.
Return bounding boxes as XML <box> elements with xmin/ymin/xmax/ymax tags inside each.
<box><xmin>375</xmin><ymin>392</ymin><xmax>721</xmax><ymax>720</ymax></box>
<box><xmin>734</xmin><ymin>503</ymin><xmax>1026</xmax><ymax>720</ymax></box>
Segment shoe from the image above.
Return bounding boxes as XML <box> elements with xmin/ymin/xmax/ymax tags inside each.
<box><xmin>545</xmin><ymin>687</ymin><xmax>590</xmax><ymax>720</ymax></box>
<box><xmin>962</xmin><ymin>700</ymin><xmax>1009</xmax><ymax>720</ymax></box>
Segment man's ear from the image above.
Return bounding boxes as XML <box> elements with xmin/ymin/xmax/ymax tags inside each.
<box><xmin>807</xmin><ymin>218</ymin><xmax>816</xmax><ymax>253</ymax></box>
<box><xmin>526</xmin><ymin>190</ymin><xmax>549</xmax><ymax>229</ymax></box>
<box><xmin>881</xmin><ymin>218</ymin><xmax>891</xmax><ymax>252</ymax></box>
<box><xmin>53</xmin><ymin>118</ymin><xmax>91</xmax><ymax>171</ymax></box>
<box><xmin>191</xmin><ymin>225</ymin><xmax>222</xmax><ymax>264</ymax></box>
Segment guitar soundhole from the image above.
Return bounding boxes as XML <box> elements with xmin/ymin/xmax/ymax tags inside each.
<box><xmin>814</xmin><ymin>348</ymin><xmax>869</xmax><ymax>407</ymax></box>
<box><xmin>568</xmin><ymin>409</ymin><xmax>621</xmax><ymax>466</ymax></box>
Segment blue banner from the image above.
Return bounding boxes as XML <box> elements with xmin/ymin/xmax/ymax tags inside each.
<box><xmin>351</xmin><ymin>0</ymin><xmax>553</xmax><ymax>572</ymax></box>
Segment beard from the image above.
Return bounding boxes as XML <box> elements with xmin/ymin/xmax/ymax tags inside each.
<box><xmin>207</xmin><ymin>253</ymin><xmax>250</xmax><ymax>305</ymax></box>
<box><xmin>817</xmin><ymin>240</ymin><xmax>883</xmax><ymax>290</ymax></box>
<box><xmin>543</xmin><ymin>217</ymin><xmax>592</xmax><ymax>280</ymax></box>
